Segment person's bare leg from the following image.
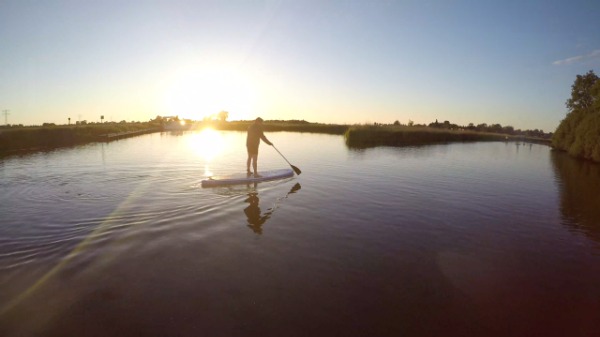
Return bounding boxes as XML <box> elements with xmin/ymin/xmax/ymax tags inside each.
<box><xmin>252</xmin><ymin>154</ymin><xmax>260</xmax><ymax>176</ymax></box>
<box><xmin>247</xmin><ymin>154</ymin><xmax>252</xmax><ymax>174</ymax></box>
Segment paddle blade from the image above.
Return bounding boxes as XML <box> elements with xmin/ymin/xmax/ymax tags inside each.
<box><xmin>291</xmin><ymin>165</ymin><xmax>302</xmax><ymax>175</ymax></box>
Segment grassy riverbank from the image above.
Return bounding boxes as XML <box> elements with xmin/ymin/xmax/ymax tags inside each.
<box><xmin>1</xmin><ymin>120</ymin><xmax>550</xmax><ymax>156</ymax></box>
<box><xmin>0</xmin><ymin>123</ymin><xmax>158</xmax><ymax>155</ymax></box>
<box><xmin>206</xmin><ymin>120</ymin><xmax>348</xmax><ymax>135</ymax></box>
<box><xmin>207</xmin><ymin>121</ymin><xmax>550</xmax><ymax>147</ymax></box>
<box><xmin>0</xmin><ymin>120</ymin><xmax>344</xmax><ymax>156</ymax></box>
<box><xmin>344</xmin><ymin>125</ymin><xmax>518</xmax><ymax>148</ymax></box>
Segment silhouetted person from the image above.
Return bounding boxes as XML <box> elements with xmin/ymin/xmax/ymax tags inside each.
<box><xmin>246</xmin><ymin>117</ymin><xmax>272</xmax><ymax>177</ymax></box>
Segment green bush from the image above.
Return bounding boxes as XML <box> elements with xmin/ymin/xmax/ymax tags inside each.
<box><xmin>552</xmin><ymin>70</ymin><xmax>600</xmax><ymax>163</ymax></box>
<box><xmin>568</xmin><ymin>113</ymin><xmax>600</xmax><ymax>161</ymax></box>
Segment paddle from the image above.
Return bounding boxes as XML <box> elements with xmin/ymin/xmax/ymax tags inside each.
<box><xmin>272</xmin><ymin>145</ymin><xmax>302</xmax><ymax>175</ymax></box>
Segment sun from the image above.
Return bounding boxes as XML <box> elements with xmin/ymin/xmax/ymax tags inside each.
<box><xmin>163</xmin><ymin>64</ymin><xmax>258</xmax><ymax>121</ymax></box>
<box><xmin>187</xmin><ymin>128</ymin><xmax>227</xmax><ymax>162</ymax></box>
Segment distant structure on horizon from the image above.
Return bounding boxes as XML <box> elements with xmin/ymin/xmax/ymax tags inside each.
<box><xmin>2</xmin><ymin>109</ymin><xmax>10</xmax><ymax>125</ymax></box>
<box><xmin>159</xmin><ymin>115</ymin><xmax>190</xmax><ymax>131</ymax></box>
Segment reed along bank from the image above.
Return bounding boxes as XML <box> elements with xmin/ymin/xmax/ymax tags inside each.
<box><xmin>0</xmin><ymin>124</ymin><xmax>158</xmax><ymax>155</ymax></box>
<box><xmin>344</xmin><ymin>125</ymin><xmax>520</xmax><ymax>148</ymax></box>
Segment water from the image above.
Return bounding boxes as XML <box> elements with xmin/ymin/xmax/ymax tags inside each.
<box><xmin>1</xmin><ymin>131</ymin><xmax>599</xmax><ymax>336</ymax></box>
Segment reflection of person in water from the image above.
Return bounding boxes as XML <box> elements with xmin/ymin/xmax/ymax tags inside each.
<box><xmin>243</xmin><ymin>183</ymin><xmax>301</xmax><ymax>235</ymax></box>
<box><xmin>244</xmin><ymin>192</ymin><xmax>271</xmax><ymax>235</ymax></box>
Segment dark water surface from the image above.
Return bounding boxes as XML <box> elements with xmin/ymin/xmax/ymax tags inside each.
<box><xmin>1</xmin><ymin>131</ymin><xmax>599</xmax><ymax>336</ymax></box>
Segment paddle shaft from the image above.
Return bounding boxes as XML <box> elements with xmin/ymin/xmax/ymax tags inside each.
<box><xmin>272</xmin><ymin>145</ymin><xmax>301</xmax><ymax>175</ymax></box>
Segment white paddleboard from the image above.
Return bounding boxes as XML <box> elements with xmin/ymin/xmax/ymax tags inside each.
<box><xmin>201</xmin><ymin>168</ymin><xmax>294</xmax><ymax>187</ymax></box>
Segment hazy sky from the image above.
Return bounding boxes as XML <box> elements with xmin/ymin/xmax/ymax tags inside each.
<box><xmin>1</xmin><ymin>0</ymin><xmax>599</xmax><ymax>131</ymax></box>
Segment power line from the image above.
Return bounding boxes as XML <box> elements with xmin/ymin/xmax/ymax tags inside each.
<box><xmin>2</xmin><ymin>109</ymin><xmax>9</xmax><ymax>125</ymax></box>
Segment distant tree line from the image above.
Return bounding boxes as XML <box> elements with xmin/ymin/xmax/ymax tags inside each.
<box><xmin>0</xmin><ymin>120</ymin><xmax>150</xmax><ymax>129</ymax></box>
<box><xmin>552</xmin><ymin>70</ymin><xmax>600</xmax><ymax>162</ymax></box>
<box><xmin>0</xmin><ymin>124</ymin><xmax>25</xmax><ymax>128</ymax></box>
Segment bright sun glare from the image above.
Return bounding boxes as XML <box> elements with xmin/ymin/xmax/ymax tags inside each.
<box><xmin>188</xmin><ymin>128</ymin><xmax>226</xmax><ymax>163</ymax></box>
<box><xmin>164</xmin><ymin>65</ymin><xmax>258</xmax><ymax>121</ymax></box>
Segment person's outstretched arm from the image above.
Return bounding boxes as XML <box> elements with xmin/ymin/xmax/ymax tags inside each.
<box><xmin>260</xmin><ymin>133</ymin><xmax>273</xmax><ymax>146</ymax></box>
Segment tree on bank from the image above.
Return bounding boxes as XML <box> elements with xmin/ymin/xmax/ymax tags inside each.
<box><xmin>552</xmin><ymin>70</ymin><xmax>600</xmax><ymax>162</ymax></box>
<box><xmin>217</xmin><ymin>110</ymin><xmax>229</xmax><ymax>122</ymax></box>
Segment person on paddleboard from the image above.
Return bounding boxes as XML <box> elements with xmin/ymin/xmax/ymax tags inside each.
<box><xmin>247</xmin><ymin>117</ymin><xmax>273</xmax><ymax>177</ymax></box>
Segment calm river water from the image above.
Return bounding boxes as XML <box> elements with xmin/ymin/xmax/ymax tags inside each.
<box><xmin>1</xmin><ymin>130</ymin><xmax>599</xmax><ymax>336</ymax></box>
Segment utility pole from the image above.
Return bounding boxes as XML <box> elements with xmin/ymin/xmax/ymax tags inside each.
<box><xmin>2</xmin><ymin>109</ymin><xmax>9</xmax><ymax>125</ymax></box>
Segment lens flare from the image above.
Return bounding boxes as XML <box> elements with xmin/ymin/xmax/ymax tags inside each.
<box><xmin>188</xmin><ymin>128</ymin><xmax>225</xmax><ymax>162</ymax></box>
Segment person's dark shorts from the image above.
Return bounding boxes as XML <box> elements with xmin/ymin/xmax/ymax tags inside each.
<box><xmin>247</xmin><ymin>144</ymin><xmax>259</xmax><ymax>155</ymax></box>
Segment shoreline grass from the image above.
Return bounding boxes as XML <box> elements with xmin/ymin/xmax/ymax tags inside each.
<box><xmin>1</xmin><ymin>120</ymin><xmax>551</xmax><ymax>157</ymax></box>
<box><xmin>0</xmin><ymin>123</ymin><xmax>159</xmax><ymax>156</ymax></box>
<box><xmin>204</xmin><ymin>120</ymin><xmax>349</xmax><ymax>135</ymax></box>
<box><xmin>343</xmin><ymin>125</ymin><xmax>543</xmax><ymax>148</ymax></box>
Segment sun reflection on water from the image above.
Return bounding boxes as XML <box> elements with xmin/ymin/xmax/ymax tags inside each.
<box><xmin>203</xmin><ymin>164</ymin><xmax>213</xmax><ymax>177</ymax></box>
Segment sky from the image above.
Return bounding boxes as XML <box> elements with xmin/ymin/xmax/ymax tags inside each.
<box><xmin>1</xmin><ymin>0</ymin><xmax>599</xmax><ymax>132</ymax></box>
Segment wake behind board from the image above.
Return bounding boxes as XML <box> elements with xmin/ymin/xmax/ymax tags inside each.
<box><xmin>201</xmin><ymin>168</ymin><xmax>294</xmax><ymax>187</ymax></box>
